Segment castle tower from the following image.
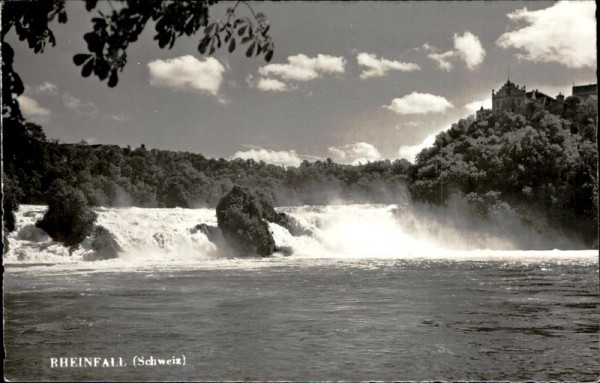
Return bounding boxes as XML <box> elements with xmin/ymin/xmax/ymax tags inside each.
<box><xmin>492</xmin><ymin>79</ymin><xmax>527</xmax><ymax>116</ymax></box>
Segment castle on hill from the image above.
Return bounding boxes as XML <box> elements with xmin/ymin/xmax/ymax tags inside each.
<box><xmin>476</xmin><ymin>80</ymin><xmax>597</xmax><ymax>119</ymax></box>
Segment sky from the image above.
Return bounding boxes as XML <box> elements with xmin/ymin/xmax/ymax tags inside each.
<box><xmin>7</xmin><ymin>1</ymin><xmax>597</xmax><ymax>165</ymax></box>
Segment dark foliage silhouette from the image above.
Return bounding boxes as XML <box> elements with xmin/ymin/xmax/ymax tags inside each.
<box><xmin>1</xmin><ymin>0</ymin><xmax>273</xmax><ymax>121</ymax></box>
<box><xmin>36</xmin><ymin>179</ymin><xmax>98</xmax><ymax>248</ymax></box>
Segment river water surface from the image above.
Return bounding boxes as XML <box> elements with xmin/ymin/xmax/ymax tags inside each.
<box><xmin>4</xmin><ymin>258</ymin><xmax>599</xmax><ymax>381</ymax></box>
<box><xmin>3</xmin><ymin>205</ymin><xmax>599</xmax><ymax>380</ymax></box>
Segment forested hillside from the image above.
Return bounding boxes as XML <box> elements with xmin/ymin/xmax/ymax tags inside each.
<box><xmin>410</xmin><ymin>102</ymin><xmax>597</xmax><ymax>245</ymax></box>
<box><xmin>3</xmin><ymin>118</ymin><xmax>411</xmax><ymax>210</ymax></box>
<box><xmin>3</xmin><ymin>95</ymin><xmax>597</xmax><ymax>246</ymax></box>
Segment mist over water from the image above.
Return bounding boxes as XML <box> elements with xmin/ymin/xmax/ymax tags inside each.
<box><xmin>5</xmin><ymin>202</ymin><xmax>593</xmax><ymax>271</ymax></box>
<box><xmin>392</xmin><ymin>196</ymin><xmax>586</xmax><ymax>250</ymax></box>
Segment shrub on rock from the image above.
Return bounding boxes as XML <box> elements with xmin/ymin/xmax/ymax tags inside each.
<box><xmin>17</xmin><ymin>224</ymin><xmax>49</xmax><ymax>242</ymax></box>
<box><xmin>36</xmin><ymin>179</ymin><xmax>97</xmax><ymax>248</ymax></box>
<box><xmin>215</xmin><ymin>186</ymin><xmax>278</xmax><ymax>257</ymax></box>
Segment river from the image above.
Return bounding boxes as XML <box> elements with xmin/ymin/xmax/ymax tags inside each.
<box><xmin>3</xmin><ymin>204</ymin><xmax>598</xmax><ymax>380</ymax></box>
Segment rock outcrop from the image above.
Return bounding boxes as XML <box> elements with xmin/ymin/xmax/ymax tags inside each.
<box><xmin>87</xmin><ymin>225</ymin><xmax>121</xmax><ymax>260</ymax></box>
<box><xmin>215</xmin><ymin>186</ymin><xmax>291</xmax><ymax>257</ymax></box>
<box><xmin>191</xmin><ymin>223</ymin><xmax>223</xmax><ymax>242</ymax></box>
<box><xmin>36</xmin><ymin>180</ymin><xmax>97</xmax><ymax>248</ymax></box>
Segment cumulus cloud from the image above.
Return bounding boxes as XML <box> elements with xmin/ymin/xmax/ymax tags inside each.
<box><xmin>496</xmin><ymin>1</ymin><xmax>596</xmax><ymax>68</ymax></box>
<box><xmin>232</xmin><ymin>148</ymin><xmax>303</xmax><ymax>167</ymax></box>
<box><xmin>328</xmin><ymin>142</ymin><xmax>382</xmax><ymax>165</ymax></box>
<box><xmin>398</xmin><ymin>124</ymin><xmax>450</xmax><ymax>162</ymax></box>
<box><xmin>425</xmin><ymin>31</ymin><xmax>486</xmax><ymax>70</ymax></box>
<box><xmin>257</xmin><ymin>78</ymin><xmax>290</xmax><ymax>92</ymax></box>
<box><xmin>356</xmin><ymin>52</ymin><xmax>420</xmax><ymax>79</ymax></box>
<box><xmin>258</xmin><ymin>53</ymin><xmax>346</xmax><ymax>82</ymax></box>
<box><xmin>247</xmin><ymin>75</ymin><xmax>295</xmax><ymax>92</ymax></box>
<box><xmin>464</xmin><ymin>98</ymin><xmax>492</xmax><ymax>113</ymax></box>
<box><xmin>63</xmin><ymin>92</ymin><xmax>99</xmax><ymax>116</ymax></box>
<box><xmin>398</xmin><ymin>135</ymin><xmax>436</xmax><ymax>163</ymax></box>
<box><xmin>31</xmin><ymin>81</ymin><xmax>59</xmax><ymax>95</ymax></box>
<box><xmin>453</xmin><ymin>32</ymin><xmax>486</xmax><ymax>70</ymax></box>
<box><xmin>17</xmin><ymin>95</ymin><xmax>51</xmax><ymax>117</ymax></box>
<box><xmin>384</xmin><ymin>92</ymin><xmax>453</xmax><ymax>115</ymax></box>
<box><xmin>427</xmin><ymin>50</ymin><xmax>455</xmax><ymax>71</ymax></box>
<box><xmin>147</xmin><ymin>55</ymin><xmax>225</xmax><ymax>95</ymax></box>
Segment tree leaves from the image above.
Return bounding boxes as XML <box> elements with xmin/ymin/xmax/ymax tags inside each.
<box><xmin>85</xmin><ymin>0</ymin><xmax>99</xmax><ymax>12</ymax></box>
<box><xmin>255</xmin><ymin>12</ymin><xmax>267</xmax><ymax>23</ymax></box>
<box><xmin>261</xmin><ymin>24</ymin><xmax>270</xmax><ymax>37</ymax></box>
<box><xmin>3</xmin><ymin>0</ymin><xmax>275</xmax><ymax>118</ymax></box>
<box><xmin>245</xmin><ymin>42</ymin><xmax>255</xmax><ymax>57</ymax></box>
<box><xmin>58</xmin><ymin>10</ymin><xmax>68</xmax><ymax>24</ymax></box>
<box><xmin>205</xmin><ymin>22</ymin><xmax>216</xmax><ymax>35</ymax></box>
<box><xmin>108</xmin><ymin>70</ymin><xmax>118</xmax><ymax>88</ymax></box>
<box><xmin>94</xmin><ymin>59</ymin><xmax>110</xmax><ymax>81</ymax></box>
<box><xmin>2</xmin><ymin>42</ymin><xmax>25</xmax><ymax>121</ymax></box>
<box><xmin>265</xmin><ymin>49</ymin><xmax>274</xmax><ymax>62</ymax></box>
<box><xmin>83</xmin><ymin>31</ymin><xmax>102</xmax><ymax>54</ymax></box>
<box><xmin>73</xmin><ymin>54</ymin><xmax>91</xmax><ymax>65</ymax></box>
<box><xmin>81</xmin><ymin>59</ymin><xmax>94</xmax><ymax>77</ymax></box>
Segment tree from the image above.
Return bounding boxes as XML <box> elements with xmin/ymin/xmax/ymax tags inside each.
<box><xmin>409</xmin><ymin>109</ymin><xmax>598</xmax><ymax>246</ymax></box>
<box><xmin>1</xmin><ymin>0</ymin><xmax>274</xmax><ymax>121</ymax></box>
<box><xmin>1</xmin><ymin>0</ymin><xmax>275</xmax><ymax>235</ymax></box>
<box><xmin>2</xmin><ymin>174</ymin><xmax>22</xmax><ymax>235</ymax></box>
<box><xmin>36</xmin><ymin>179</ymin><xmax>98</xmax><ymax>248</ymax></box>
<box><xmin>2</xmin><ymin>119</ymin><xmax>51</xmax><ymax>205</ymax></box>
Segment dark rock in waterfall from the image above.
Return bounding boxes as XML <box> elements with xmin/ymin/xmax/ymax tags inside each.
<box><xmin>191</xmin><ymin>223</ymin><xmax>242</xmax><ymax>258</ymax></box>
<box><xmin>191</xmin><ymin>223</ymin><xmax>224</xmax><ymax>244</ymax></box>
<box><xmin>275</xmin><ymin>245</ymin><xmax>293</xmax><ymax>256</ymax></box>
<box><xmin>283</xmin><ymin>215</ymin><xmax>313</xmax><ymax>237</ymax></box>
<box><xmin>255</xmin><ymin>192</ymin><xmax>292</xmax><ymax>229</ymax></box>
<box><xmin>86</xmin><ymin>225</ymin><xmax>121</xmax><ymax>261</ymax></box>
<box><xmin>255</xmin><ymin>193</ymin><xmax>309</xmax><ymax>236</ymax></box>
<box><xmin>215</xmin><ymin>186</ymin><xmax>290</xmax><ymax>257</ymax></box>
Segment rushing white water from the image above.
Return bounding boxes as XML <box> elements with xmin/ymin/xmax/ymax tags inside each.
<box><xmin>4</xmin><ymin>204</ymin><xmax>596</xmax><ymax>272</ymax></box>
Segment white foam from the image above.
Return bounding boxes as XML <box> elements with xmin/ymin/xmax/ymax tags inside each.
<box><xmin>5</xmin><ymin>205</ymin><xmax>219</xmax><ymax>266</ymax></box>
<box><xmin>4</xmin><ymin>204</ymin><xmax>597</xmax><ymax>274</ymax></box>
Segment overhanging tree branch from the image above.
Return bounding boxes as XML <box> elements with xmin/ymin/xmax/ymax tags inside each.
<box><xmin>1</xmin><ymin>0</ymin><xmax>274</xmax><ymax>121</ymax></box>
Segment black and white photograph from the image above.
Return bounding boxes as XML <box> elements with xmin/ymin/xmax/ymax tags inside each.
<box><xmin>2</xmin><ymin>0</ymin><xmax>598</xmax><ymax>380</ymax></box>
